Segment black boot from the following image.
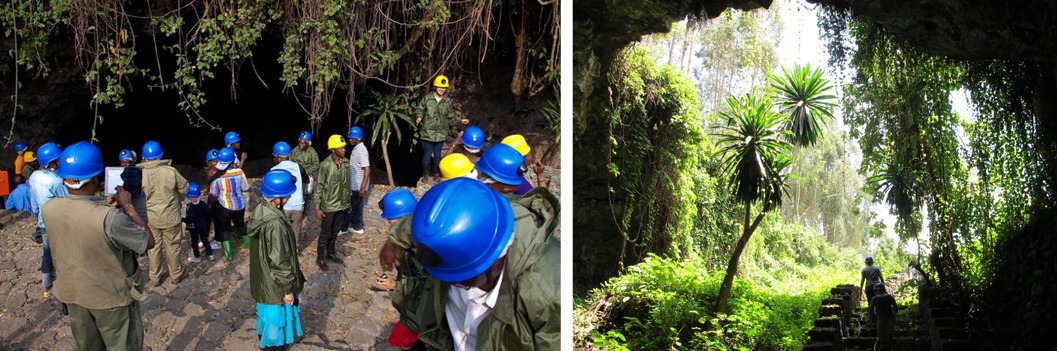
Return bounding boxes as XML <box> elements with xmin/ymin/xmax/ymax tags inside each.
<box><xmin>421</xmin><ymin>162</ymin><xmax>432</xmax><ymax>182</ymax></box>
<box><xmin>431</xmin><ymin>160</ymin><xmax>442</xmax><ymax>179</ymax></box>
<box><xmin>317</xmin><ymin>244</ymin><xmax>329</xmax><ymax>271</ymax></box>
<box><xmin>326</xmin><ymin>241</ymin><xmax>343</xmax><ymax>264</ymax></box>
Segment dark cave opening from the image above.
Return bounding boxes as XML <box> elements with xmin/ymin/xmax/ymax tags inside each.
<box><xmin>52</xmin><ymin>26</ymin><xmax>429</xmax><ymax>187</ymax></box>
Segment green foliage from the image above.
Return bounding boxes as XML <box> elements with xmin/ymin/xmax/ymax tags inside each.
<box><xmin>603</xmin><ymin>47</ymin><xmax>735</xmax><ymax>263</ymax></box>
<box><xmin>779</xmin><ymin>128</ymin><xmax>875</xmax><ymax>247</ymax></box>
<box><xmin>357</xmin><ymin>91</ymin><xmax>415</xmax><ymax>148</ymax></box>
<box><xmin>3</xmin><ymin>0</ymin><xmax>559</xmax><ymax>132</ymax></box>
<box><xmin>770</xmin><ymin>64</ymin><xmax>836</xmax><ymax>148</ymax></box>
<box><xmin>714</xmin><ymin>91</ymin><xmax>790</xmax><ymax>210</ymax></box>
<box><xmin>575</xmin><ymin>254</ymin><xmax>847</xmax><ymax>351</ymax></box>
<box><xmin>817</xmin><ymin>7</ymin><xmax>1052</xmax><ymax>292</ymax></box>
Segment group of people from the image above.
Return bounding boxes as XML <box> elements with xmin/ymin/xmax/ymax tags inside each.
<box><xmin>4</xmin><ymin>74</ymin><xmax>559</xmax><ymax>351</ymax></box>
<box><xmin>860</xmin><ymin>256</ymin><xmax>899</xmax><ymax>351</ymax></box>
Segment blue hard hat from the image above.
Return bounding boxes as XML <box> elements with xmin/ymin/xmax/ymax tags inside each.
<box><xmin>142</xmin><ymin>140</ymin><xmax>164</xmax><ymax>160</ymax></box>
<box><xmin>224</xmin><ymin>131</ymin><xmax>241</xmax><ymax>145</ymax></box>
<box><xmin>273</xmin><ymin>141</ymin><xmax>292</xmax><ymax>156</ymax></box>
<box><xmin>476</xmin><ymin>144</ymin><xmax>525</xmax><ymax>186</ymax></box>
<box><xmin>119</xmin><ymin>149</ymin><xmax>135</xmax><ymax>162</ymax></box>
<box><xmin>260</xmin><ymin>169</ymin><xmax>297</xmax><ymax>198</ymax></box>
<box><xmin>55</xmin><ymin>141</ymin><xmax>103</xmax><ymax>180</ymax></box>
<box><xmin>381</xmin><ymin>188</ymin><xmax>417</xmax><ymax>220</ymax></box>
<box><xmin>187</xmin><ymin>181</ymin><xmax>202</xmax><ymax>198</ymax></box>
<box><xmin>411</xmin><ymin>178</ymin><xmax>514</xmax><ymax>283</ymax></box>
<box><xmin>865</xmin><ymin>256</ymin><xmax>874</xmax><ymax>264</ymax></box>
<box><xmin>347</xmin><ymin>126</ymin><xmax>364</xmax><ymax>140</ymax></box>
<box><xmin>299</xmin><ymin>131</ymin><xmax>312</xmax><ymax>142</ymax></box>
<box><xmin>461</xmin><ymin>126</ymin><xmax>485</xmax><ymax>150</ymax></box>
<box><xmin>217</xmin><ymin>147</ymin><xmax>236</xmax><ymax>164</ymax></box>
<box><xmin>36</xmin><ymin>142</ymin><xmax>63</xmax><ymax>166</ymax></box>
<box><xmin>14</xmin><ymin>141</ymin><xmax>27</xmax><ymax>152</ymax></box>
<box><xmin>874</xmin><ymin>282</ymin><xmax>886</xmax><ymax>291</ymax></box>
<box><xmin>205</xmin><ymin>148</ymin><xmax>219</xmax><ymax>162</ymax></box>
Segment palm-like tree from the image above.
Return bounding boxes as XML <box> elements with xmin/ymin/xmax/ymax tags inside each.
<box><xmin>712</xmin><ymin>91</ymin><xmax>792</xmax><ymax>314</ymax></box>
<box><xmin>357</xmin><ymin>91</ymin><xmax>415</xmax><ymax>186</ymax></box>
<box><xmin>712</xmin><ymin>65</ymin><xmax>835</xmax><ymax>314</ymax></box>
<box><xmin>771</xmin><ymin>64</ymin><xmax>836</xmax><ymax>148</ymax></box>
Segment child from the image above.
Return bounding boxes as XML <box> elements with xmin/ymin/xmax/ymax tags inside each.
<box><xmin>183</xmin><ymin>182</ymin><xmax>214</xmax><ymax>261</ymax></box>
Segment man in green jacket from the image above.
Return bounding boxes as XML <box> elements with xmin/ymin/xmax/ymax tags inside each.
<box><xmin>410</xmin><ymin>178</ymin><xmax>560</xmax><ymax>351</ymax></box>
<box><xmin>313</xmin><ymin>134</ymin><xmax>351</xmax><ymax>271</ymax></box>
<box><xmin>140</xmin><ymin>140</ymin><xmax>190</xmax><ymax>287</ymax></box>
<box><xmin>44</xmin><ymin>141</ymin><xmax>156</xmax><ymax>351</ymax></box>
<box><xmin>291</xmin><ymin>131</ymin><xmax>320</xmax><ymax>198</ymax></box>
<box><xmin>416</xmin><ymin>75</ymin><xmax>469</xmax><ymax>181</ymax></box>
<box><xmin>249</xmin><ymin>170</ymin><xmax>306</xmax><ymax>350</ymax></box>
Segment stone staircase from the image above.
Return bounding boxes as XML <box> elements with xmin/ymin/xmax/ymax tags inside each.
<box><xmin>802</xmin><ymin>284</ymin><xmax>932</xmax><ymax>351</ymax></box>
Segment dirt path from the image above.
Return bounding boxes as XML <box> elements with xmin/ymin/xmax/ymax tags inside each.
<box><xmin>0</xmin><ymin>166</ymin><xmax>560</xmax><ymax>351</ymax></box>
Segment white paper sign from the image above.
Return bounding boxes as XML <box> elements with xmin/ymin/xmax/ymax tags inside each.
<box><xmin>104</xmin><ymin>167</ymin><xmax>126</xmax><ymax>196</ymax></box>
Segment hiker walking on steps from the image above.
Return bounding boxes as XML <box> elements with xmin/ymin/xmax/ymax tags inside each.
<box><xmin>860</xmin><ymin>256</ymin><xmax>885</xmax><ymax>324</ymax></box>
<box><xmin>43</xmin><ymin>141</ymin><xmax>155</xmax><ymax>351</ymax></box>
<box><xmin>313</xmin><ymin>135</ymin><xmax>350</xmax><ymax>271</ymax></box>
<box><xmin>871</xmin><ymin>283</ymin><xmax>898</xmax><ymax>351</ymax></box>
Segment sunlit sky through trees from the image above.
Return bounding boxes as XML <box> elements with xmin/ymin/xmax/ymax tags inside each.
<box><xmin>664</xmin><ymin>0</ymin><xmax>977</xmax><ymax>256</ymax></box>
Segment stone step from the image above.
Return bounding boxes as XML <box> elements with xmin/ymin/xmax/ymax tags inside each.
<box><xmin>935</xmin><ymin>339</ymin><xmax>974</xmax><ymax>351</ymax></box>
<box><xmin>931</xmin><ymin>327</ymin><xmax>969</xmax><ymax>340</ymax></box>
<box><xmin>813</xmin><ymin>317</ymin><xmax>842</xmax><ymax>330</ymax></box>
<box><xmin>802</xmin><ymin>342</ymin><xmax>839</xmax><ymax>351</ymax></box>
<box><xmin>809</xmin><ymin>328</ymin><xmax>842</xmax><ymax>344</ymax></box>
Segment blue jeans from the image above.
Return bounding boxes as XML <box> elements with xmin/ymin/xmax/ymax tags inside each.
<box><xmin>421</xmin><ymin>140</ymin><xmax>444</xmax><ymax>165</ymax></box>
<box><xmin>41</xmin><ymin>228</ymin><xmax>53</xmax><ymax>288</ymax></box>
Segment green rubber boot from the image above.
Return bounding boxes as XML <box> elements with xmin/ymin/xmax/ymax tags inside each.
<box><xmin>242</xmin><ymin>235</ymin><xmax>251</xmax><ymax>247</ymax></box>
<box><xmin>223</xmin><ymin>241</ymin><xmax>233</xmax><ymax>261</ymax></box>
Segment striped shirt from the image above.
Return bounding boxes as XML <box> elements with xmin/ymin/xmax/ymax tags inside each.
<box><xmin>210</xmin><ymin>168</ymin><xmax>249</xmax><ymax>210</ymax></box>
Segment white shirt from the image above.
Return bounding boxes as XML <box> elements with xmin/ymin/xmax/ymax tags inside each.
<box><xmin>270</xmin><ymin>161</ymin><xmax>305</xmax><ymax>211</ymax></box>
<box><xmin>349</xmin><ymin>142</ymin><xmax>370</xmax><ymax>191</ymax></box>
<box><xmin>445</xmin><ymin>270</ymin><xmax>504</xmax><ymax>351</ymax></box>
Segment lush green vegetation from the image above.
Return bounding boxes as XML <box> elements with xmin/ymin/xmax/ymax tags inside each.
<box><xmin>571</xmin><ymin>3</ymin><xmax>936</xmax><ymax>348</ymax></box>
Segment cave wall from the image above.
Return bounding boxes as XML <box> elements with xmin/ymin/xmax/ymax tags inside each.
<box><xmin>573</xmin><ymin>0</ymin><xmax>770</xmax><ymax>293</ymax></box>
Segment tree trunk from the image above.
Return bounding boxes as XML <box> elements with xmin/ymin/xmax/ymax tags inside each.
<box><xmin>509</xmin><ymin>0</ymin><xmax>529</xmax><ymax>103</ymax></box>
<box><xmin>714</xmin><ymin>204</ymin><xmax>768</xmax><ymax>314</ymax></box>
<box><xmin>382</xmin><ymin>133</ymin><xmax>395</xmax><ymax>186</ymax></box>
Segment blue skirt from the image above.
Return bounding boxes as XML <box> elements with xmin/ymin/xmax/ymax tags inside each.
<box><xmin>255</xmin><ymin>302</ymin><xmax>304</xmax><ymax>348</ymax></box>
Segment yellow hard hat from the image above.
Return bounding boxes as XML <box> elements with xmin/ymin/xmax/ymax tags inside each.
<box><xmin>24</xmin><ymin>151</ymin><xmax>37</xmax><ymax>162</ymax></box>
<box><xmin>327</xmin><ymin>134</ymin><xmax>347</xmax><ymax>149</ymax></box>
<box><xmin>440</xmin><ymin>153</ymin><xmax>475</xmax><ymax>180</ymax></box>
<box><xmin>501</xmin><ymin>134</ymin><xmax>530</xmax><ymax>156</ymax></box>
<box><xmin>433</xmin><ymin>75</ymin><xmax>450</xmax><ymax>88</ymax></box>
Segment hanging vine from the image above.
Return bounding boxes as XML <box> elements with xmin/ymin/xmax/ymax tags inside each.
<box><xmin>1</xmin><ymin>0</ymin><xmax>561</xmax><ymax>134</ymax></box>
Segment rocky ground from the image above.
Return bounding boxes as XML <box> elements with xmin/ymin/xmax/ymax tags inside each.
<box><xmin>0</xmin><ymin>166</ymin><xmax>560</xmax><ymax>351</ymax></box>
